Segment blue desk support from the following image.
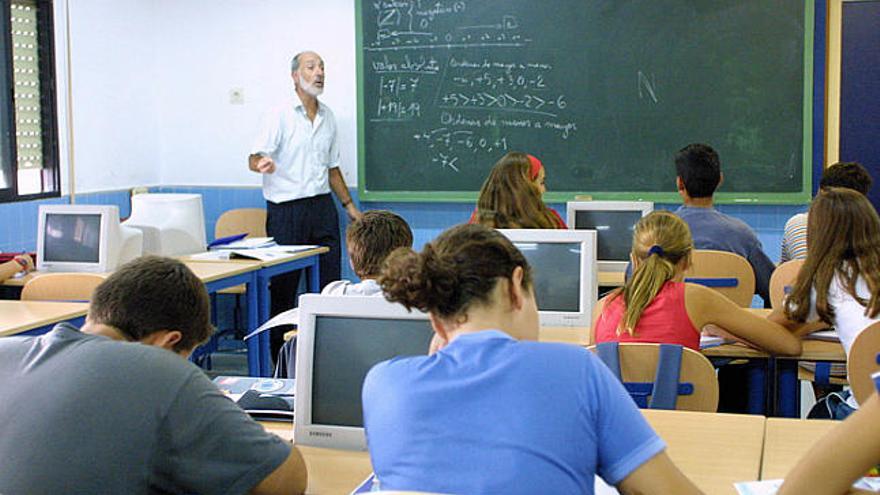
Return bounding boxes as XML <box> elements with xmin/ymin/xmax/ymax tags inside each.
<box><xmin>707</xmin><ymin>356</ymin><xmax>771</xmax><ymax>415</ymax></box>
<box><xmin>19</xmin><ymin>315</ymin><xmax>86</xmax><ymax>336</ymax></box>
<box><xmin>255</xmin><ymin>253</ymin><xmax>322</xmax><ymax>376</ymax></box>
<box><xmin>201</xmin><ymin>271</ymin><xmax>260</xmax><ymax>376</ymax></box>
<box><xmin>775</xmin><ymin>358</ymin><xmax>802</xmax><ymax>417</ymax></box>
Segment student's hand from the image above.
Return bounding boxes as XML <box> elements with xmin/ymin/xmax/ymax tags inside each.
<box><xmin>255</xmin><ymin>156</ymin><xmax>276</xmax><ymax>174</ymax></box>
<box><xmin>14</xmin><ymin>253</ymin><xmax>33</xmax><ymax>273</ymax></box>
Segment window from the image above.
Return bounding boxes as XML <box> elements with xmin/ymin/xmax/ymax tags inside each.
<box><xmin>0</xmin><ymin>0</ymin><xmax>58</xmax><ymax>203</ymax></box>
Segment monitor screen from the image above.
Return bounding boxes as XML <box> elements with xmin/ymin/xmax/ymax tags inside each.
<box><xmin>311</xmin><ymin>316</ymin><xmax>433</xmax><ymax>428</ymax></box>
<box><xmin>574</xmin><ymin>210</ymin><xmax>642</xmax><ymax>261</ymax></box>
<box><xmin>513</xmin><ymin>241</ymin><xmax>581</xmax><ymax>312</ymax></box>
<box><xmin>43</xmin><ymin>213</ymin><xmax>102</xmax><ymax>263</ymax></box>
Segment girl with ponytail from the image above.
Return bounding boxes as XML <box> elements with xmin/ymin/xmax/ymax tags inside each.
<box><xmin>593</xmin><ymin>211</ymin><xmax>800</xmax><ymax>355</ymax></box>
<box><xmin>362</xmin><ymin>223</ymin><xmax>701</xmax><ymax>495</ymax></box>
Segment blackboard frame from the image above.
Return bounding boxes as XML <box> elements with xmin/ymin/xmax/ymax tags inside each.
<box><xmin>356</xmin><ymin>1</ymin><xmax>815</xmax><ymax>204</ymax></box>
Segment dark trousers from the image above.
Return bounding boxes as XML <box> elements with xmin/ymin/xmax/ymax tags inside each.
<box><xmin>266</xmin><ymin>194</ymin><xmax>341</xmax><ymax>356</ymax></box>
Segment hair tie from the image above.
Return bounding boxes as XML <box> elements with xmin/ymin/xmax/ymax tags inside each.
<box><xmin>648</xmin><ymin>245</ymin><xmax>664</xmax><ymax>257</ymax></box>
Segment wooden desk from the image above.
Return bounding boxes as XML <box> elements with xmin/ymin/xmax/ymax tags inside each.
<box><xmin>538</xmin><ymin>325</ymin><xmax>589</xmax><ymax>345</ymax></box>
<box><xmin>187</xmin><ymin>248</ymin><xmax>329</xmax><ymax>376</ymax></box>
<box><xmin>260</xmin><ymin>422</ymin><xmax>372</xmax><ymax>495</ymax></box>
<box><xmin>263</xmin><ymin>410</ymin><xmax>763</xmax><ymax>495</ymax></box>
<box><xmin>761</xmin><ymin>418</ymin><xmax>840</xmax><ymax>480</ymax></box>
<box><xmin>0</xmin><ymin>300</ymin><xmax>89</xmax><ymax>337</ymax></box>
<box><xmin>598</xmin><ymin>270</ymin><xmax>625</xmax><ymax>288</ymax></box>
<box><xmin>643</xmin><ymin>409</ymin><xmax>765</xmax><ymax>495</ymax></box>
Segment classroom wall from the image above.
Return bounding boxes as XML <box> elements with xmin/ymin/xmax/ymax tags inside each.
<box><xmin>0</xmin><ymin>0</ymin><xmax>824</xmax><ymax>277</ymax></box>
<box><xmin>65</xmin><ymin>0</ymin><xmax>164</xmax><ymax>192</ymax></box>
<box><xmin>149</xmin><ymin>0</ymin><xmax>358</xmax><ymax>188</ymax></box>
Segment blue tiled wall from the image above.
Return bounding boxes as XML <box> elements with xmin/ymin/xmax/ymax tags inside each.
<box><xmin>156</xmin><ymin>185</ymin><xmax>807</xmax><ymax>282</ymax></box>
<box><xmin>0</xmin><ymin>185</ymin><xmax>807</xmax><ymax>280</ymax></box>
<box><xmin>0</xmin><ymin>190</ymin><xmax>131</xmax><ymax>253</ymax></box>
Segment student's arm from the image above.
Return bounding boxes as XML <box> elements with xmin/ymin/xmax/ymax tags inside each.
<box><xmin>617</xmin><ymin>451</ymin><xmax>703</xmax><ymax>495</ymax></box>
<box><xmin>778</xmin><ymin>393</ymin><xmax>880</xmax><ymax>495</ymax></box>
<box><xmin>328</xmin><ymin>167</ymin><xmax>362</xmax><ymax>220</ymax></box>
<box><xmin>748</xmin><ymin>245</ymin><xmax>776</xmax><ymax>307</ymax></box>
<box><xmin>250</xmin><ymin>447</ymin><xmax>308</xmax><ymax>495</ymax></box>
<box><xmin>0</xmin><ymin>254</ymin><xmax>32</xmax><ymax>282</ymax></box>
<box><xmin>767</xmin><ymin>306</ymin><xmax>830</xmax><ymax>338</ymax></box>
<box><xmin>685</xmin><ymin>283</ymin><xmax>801</xmax><ymax>355</ymax></box>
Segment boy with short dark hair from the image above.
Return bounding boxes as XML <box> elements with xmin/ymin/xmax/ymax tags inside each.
<box><xmin>0</xmin><ymin>256</ymin><xmax>307</xmax><ymax>494</ymax></box>
<box><xmin>673</xmin><ymin>143</ymin><xmax>776</xmax><ymax>306</ymax></box>
<box><xmin>781</xmin><ymin>161</ymin><xmax>874</xmax><ymax>262</ymax></box>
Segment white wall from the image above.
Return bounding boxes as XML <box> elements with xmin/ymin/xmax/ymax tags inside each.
<box><xmin>55</xmin><ymin>0</ymin><xmax>358</xmax><ymax>195</ymax></box>
<box><xmin>151</xmin><ymin>0</ymin><xmax>358</xmax><ymax>187</ymax></box>
<box><xmin>64</xmin><ymin>0</ymin><xmax>164</xmax><ymax>193</ymax></box>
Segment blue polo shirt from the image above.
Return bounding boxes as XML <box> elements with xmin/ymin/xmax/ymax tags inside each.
<box><xmin>675</xmin><ymin>205</ymin><xmax>776</xmax><ymax>304</ymax></box>
<box><xmin>362</xmin><ymin>330</ymin><xmax>665</xmax><ymax>494</ymax></box>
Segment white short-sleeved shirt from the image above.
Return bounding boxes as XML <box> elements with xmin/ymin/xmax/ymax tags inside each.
<box><xmin>251</xmin><ymin>97</ymin><xmax>341</xmax><ymax>203</ymax></box>
<box><xmin>805</xmin><ymin>273</ymin><xmax>879</xmax><ymax>356</ymax></box>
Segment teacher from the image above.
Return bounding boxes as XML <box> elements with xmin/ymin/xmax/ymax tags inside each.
<box><xmin>249</xmin><ymin>50</ymin><xmax>361</xmax><ymax>335</ymax></box>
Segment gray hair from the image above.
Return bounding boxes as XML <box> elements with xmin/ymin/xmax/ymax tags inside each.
<box><xmin>290</xmin><ymin>52</ymin><xmax>304</xmax><ymax>73</ymax></box>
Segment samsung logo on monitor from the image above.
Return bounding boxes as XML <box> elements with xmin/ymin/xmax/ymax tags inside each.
<box><xmin>309</xmin><ymin>431</ymin><xmax>332</xmax><ymax>438</ymax></box>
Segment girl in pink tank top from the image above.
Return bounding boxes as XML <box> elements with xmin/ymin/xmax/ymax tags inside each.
<box><xmin>592</xmin><ymin>211</ymin><xmax>800</xmax><ymax>356</ymax></box>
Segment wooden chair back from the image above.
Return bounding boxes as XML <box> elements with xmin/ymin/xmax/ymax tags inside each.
<box><xmin>684</xmin><ymin>249</ymin><xmax>756</xmax><ymax>307</ymax></box>
<box><xmin>769</xmin><ymin>259</ymin><xmax>804</xmax><ymax>309</ymax></box>
<box><xmin>21</xmin><ymin>273</ymin><xmax>106</xmax><ymax>302</ymax></box>
<box><xmin>215</xmin><ymin>208</ymin><xmax>267</xmax><ymax>239</ymax></box>
<box><xmin>847</xmin><ymin>322</ymin><xmax>880</xmax><ymax>404</ymax></box>
<box><xmin>588</xmin><ymin>342</ymin><xmax>719</xmax><ymax>412</ymax></box>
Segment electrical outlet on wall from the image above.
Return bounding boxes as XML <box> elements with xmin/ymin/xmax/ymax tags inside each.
<box><xmin>229</xmin><ymin>88</ymin><xmax>245</xmax><ymax>105</ymax></box>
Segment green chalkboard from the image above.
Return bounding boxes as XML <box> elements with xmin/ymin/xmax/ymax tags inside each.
<box><xmin>356</xmin><ymin>1</ymin><xmax>813</xmax><ymax>203</ymax></box>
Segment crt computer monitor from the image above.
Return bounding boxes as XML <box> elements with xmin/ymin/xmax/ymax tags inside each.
<box><xmin>294</xmin><ymin>295</ymin><xmax>434</xmax><ymax>451</ymax></box>
<box><xmin>496</xmin><ymin>229</ymin><xmax>597</xmax><ymax>327</ymax></box>
<box><xmin>123</xmin><ymin>193</ymin><xmax>207</xmax><ymax>256</ymax></box>
<box><xmin>37</xmin><ymin>204</ymin><xmax>143</xmax><ymax>273</ymax></box>
<box><xmin>566</xmin><ymin>201</ymin><xmax>653</xmax><ymax>272</ymax></box>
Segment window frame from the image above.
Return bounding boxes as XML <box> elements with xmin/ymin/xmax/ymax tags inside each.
<box><xmin>0</xmin><ymin>0</ymin><xmax>59</xmax><ymax>204</ymax></box>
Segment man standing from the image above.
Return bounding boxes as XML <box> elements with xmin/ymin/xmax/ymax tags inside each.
<box><xmin>0</xmin><ymin>256</ymin><xmax>307</xmax><ymax>494</ymax></box>
<box><xmin>249</xmin><ymin>51</ymin><xmax>361</xmax><ymax>350</ymax></box>
<box><xmin>673</xmin><ymin>143</ymin><xmax>775</xmax><ymax>307</ymax></box>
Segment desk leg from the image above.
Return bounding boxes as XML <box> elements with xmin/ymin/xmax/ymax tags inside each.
<box><xmin>246</xmin><ymin>273</ymin><xmax>265</xmax><ymax>377</ymax></box>
<box><xmin>256</xmin><ymin>272</ymin><xmax>273</xmax><ymax>377</ymax></box>
<box><xmin>776</xmin><ymin>359</ymin><xmax>800</xmax><ymax>418</ymax></box>
<box><xmin>746</xmin><ymin>360</ymin><xmax>766</xmax><ymax>415</ymax></box>
<box><xmin>307</xmin><ymin>257</ymin><xmax>321</xmax><ymax>293</ymax></box>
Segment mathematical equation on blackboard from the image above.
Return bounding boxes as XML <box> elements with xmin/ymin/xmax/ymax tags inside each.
<box><xmin>365</xmin><ymin>0</ymin><xmax>578</xmax><ymax>173</ymax></box>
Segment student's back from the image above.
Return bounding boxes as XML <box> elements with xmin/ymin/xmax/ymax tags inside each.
<box><xmin>364</xmin><ymin>333</ymin><xmax>660</xmax><ymax>494</ymax></box>
<box><xmin>0</xmin><ymin>324</ymin><xmax>288</xmax><ymax>494</ymax></box>
<box><xmin>365</xmin><ymin>224</ymin><xmax>702</xmax><ymax>495</ymax></box>
<box><xmin>593</xmin><ymin>212</ymin><xmax>800</xmax><ymax>356</ymax></box>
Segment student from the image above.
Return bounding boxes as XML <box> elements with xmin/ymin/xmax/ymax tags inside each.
<box><xmin>593</xmin><ymin>211</ymin><xmax>801</xmax><ymax>355</ymax></box>
<box><xmin>0</xmin><ymin>256</ymin><xmax>307</xmax><ymax>495</ymax></box>
<box><xmin>772</xmin><ymin>187</ymin><xmax>880</xmax><ymax>357</ymax></box>
<box><xmin>273</xmin><ymin>210</ymin><xmax>413</xmax><ymax>377</ymax></box>
<box><xmin>780</xmin><ymin>161</ymin><xmax>873</xmax><ymax>262</ymax></box>
<box><xmin>471</xmin><ymin>151</ymin><xmax>567</xmax><ymax>228</ymax></box>
<box><xmin>778</xmin><ymin>390</ymin><xmax>880</xmax><ymax>495</ymax></box>
<box><xmin>0</xmin><ymin>253</ymin><xmax>32</xmax><ymax>282</ymax></box>
<box><xmin>363</xmin><ymin>224</ymin><xmax>701</xmax><ymax>494</ymax></box>
<box><xmin>674</xmin><ymin>143</ymin><xmax>776</xmax><ymax>305</ymax></box>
